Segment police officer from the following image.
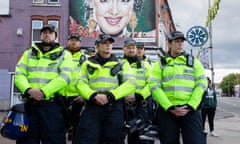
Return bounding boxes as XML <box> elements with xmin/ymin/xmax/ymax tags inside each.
<box><xmin>136</xmin><ymin>42</ymin><xmax>151</xmax><ymax>64</ymax></box>
<box><xmin>14</xmin><ymin>24</ymin><xmax>73</xmax><ymax>144</ymax></box>
<box><xmin>149</xmin><ymin>31</ymin><xmax>208</xmax><ymax>144</ymax></box>
<box><xmin>73</xmin><ymin>34</ymin><xmax>136</xmax><ymax>144</ymax></box>
<box><xmin>122</xmin><ymin>39</ymin><xmax>153</xmax><ymax>144</ymax></box>
<box><xmin>63</xmin><ymin>33</ymin><xmax>87</xmax><ymax>140</ymax></box>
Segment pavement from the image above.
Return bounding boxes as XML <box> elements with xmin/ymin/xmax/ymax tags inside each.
<box><xmin>0</xmin><ymin>108</ymin><xmax>240</xmax><ymax>144</ymax></box>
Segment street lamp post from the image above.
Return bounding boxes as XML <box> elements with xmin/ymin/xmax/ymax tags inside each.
<box><xmin>208</xmin><ymin>0</ymin><xmax>215</xmax><ymax>87</ymax></box>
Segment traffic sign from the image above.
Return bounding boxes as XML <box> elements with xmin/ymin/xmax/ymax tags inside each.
<box><xmin>186</xmin><ymin>26</ymin><xmax>208</xmax><ymax>47</ymax></box>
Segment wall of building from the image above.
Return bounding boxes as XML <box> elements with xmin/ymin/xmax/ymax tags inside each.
<box><xmin>0</xmin><ymin>0</ymin><xmax>69</xmax><ymax>72</ymax></box>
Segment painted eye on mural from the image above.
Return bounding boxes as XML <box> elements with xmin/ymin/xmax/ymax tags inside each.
<box><xmin>100</xmin><ymin>0</ymin><xmax>110</xmax><ymax>2</ymax></box>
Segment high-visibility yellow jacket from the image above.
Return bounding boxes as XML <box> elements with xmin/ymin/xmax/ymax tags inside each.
<box><xmin>75</xmin><ymin>54</ymin><xmax>136</xmax><ymax>100</ymax></box>
<box><xmin>143</xmin><ymin>56</ymin><xmax>152</xmax><ymax>66</ymax></box>
<box><xmin>149</xmin><ymin>54</ymin><xmax>207</xmax><ymax>111</ymax></box>
<box><xmin>60</xmin><ymin>50</ymin><xmax>87</xmax><ymax>97</ymax></box>
<box><xmin>123</xmin><ymin>57</ymin><xmax>151</xmax><ymax>99</ymax></box>
<box><xmin>14</xmin><ymin>43</ymin><xmax>73</xmax><ymax>100</ymax></box>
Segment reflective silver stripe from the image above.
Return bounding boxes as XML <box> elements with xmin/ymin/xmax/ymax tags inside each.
<box><xmin>28</xmin><ymin>50</ymin><xmax>32</xmax><ymax>59</ymax></box>
<box><xmin>195</xmin><ymin>75</ymin><xmax>206</xmax><ymax>81</ymax></box>
<box><xmin>60</xmin><ymin>73</ymin><xmax>71</xmax><ymax>83</ymax></box>
<box><xmin>92</xmin><ymin>86</ymin><xmax>118</xmax><ymax>91</ymax></box>
<box><xmin>16</xmin><ymin>63</ymin><xmax>27</xmax><ymax>69</ymax></box>
<box><xmin>163</xmin><ymin>74</ymin><xmax>194</xmax><ymax>82</ymax></box>
<box><xmin>164</xmin><ymin>86</ymin><xmax>193</xmax><ymax>92</ymax></box>
<box><xmin>149</xmin><ymin>78</ymin><xmax>161</xmax><ymax>83</ymax></box>
<box><xmin>74</xmin><ymin>67</ymin><xmax>80</xmax><ymax>71</ymax></box>
<box><xmin>205</xmin><ymin>95</ymin><xmax>214</xmax><ymax>98</ymax></box>
<box><xmin>151</xmin><ymin>85</ymin><xmax>159</xmax><ymax>93</ymax></box>
<box><xmin>184</xmin><ymin>69</ymin><xmax>194</xmax><ymax>74</ymax></box>
<box><xmin>58</xmin><ymin>50</ymin><xmax>65</xmax><ymax>65</ymax></box>
<box><xmin>123</xmin><ymin>74</ymin><xmax>134</xmax><ymax>79</ymax></box>
<box><xmin>136</xmin><ymin>85</ymin><xmax>144</xmax><ymax>89</ymax></box>
<box><xmin>27</xmin><ymin>67</ymin><xmax>72</xmax><ymax>73</ymax></box>
<box><xmin>59</xmin><ymin>67</ymin><xmax>72</xmax><ymax>72</ymax></box>
<box><xmin>198</xmin><ymin>83</ymin><xmax>207</xmax><ymax>90</ymax></box>
<box><xmin>89</xmin><ymin>77</ymin><xmax>118</xmax><ymax>84</ymax></box>
<box><xmin>28</xmin><ymin>67</ymin><xmax>59</xmax><ymax>72</ymax></box>
<box><xmin>15</xmin><ymin>71</ymin><xmax>26</xmax><ymax>75</ymax></box>
<box><xmin>135</xmin><ymin>76</ymin><xmax>145</xmax><ymax>80</ymax></box>
<box><xmin>29</xmin><ymin>78</ymin><xmax>50</xmax><ymax>83</ymax></box>
<box><xmin>126</xmin><ymin>79</ymin><xmax>137</xmax><ymax>86</ymax></box>
<box><xmin>80</xmin><ymin>75</ymin><xmax>87</xmax><ymax>79</ymax></box>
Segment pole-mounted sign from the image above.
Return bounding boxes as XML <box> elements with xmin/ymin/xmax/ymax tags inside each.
<box><xmin>186</xmin><ymin>26</ymin><xmax>208</xmax><ymax>47</ymax></box>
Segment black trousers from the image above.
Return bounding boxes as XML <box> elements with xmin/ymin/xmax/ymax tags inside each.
<box><xmin>73</xmin><ymin>101</ymin><xmax>124</xmax><ymax>144</ymax></box>
<box><xmin>127</xmin><ymin>98</ymin><xmax>154</xmax><ymax>144</ymax></box>
<box><xmin>201</xmin><ymin>107</ymin><xmax>216</xmax><ymax>132</ymax></box>
<box><xmin>16</xmin><ymin>102</ymin><xmax>66</xmax><ymax>144</ymax></box>
<box><xmin>157</xmin><ymin>107</ymin><xmax>206</xmax><ymax>144</ymax></box>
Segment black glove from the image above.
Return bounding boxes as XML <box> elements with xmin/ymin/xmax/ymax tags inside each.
<box><xmin>135</xmin><ymin>93</ymin><xmax>144</xmax><ymax>102</ymax></box>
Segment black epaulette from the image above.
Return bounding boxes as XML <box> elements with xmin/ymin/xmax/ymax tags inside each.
<box><xmin>87</xmin><ymin>64</ymin><xmax>96</xmax><ymax>75</ymax></box>
<box><xmin>184</xmin><ymin>53</ymin><xmax>194</xmax><ymax>68</ymax></box>
<box><xmin>79</xmin><ymin>54</ymin><xmax>87</xmax><ymax>65</ymax></box>
<box><xmin>111</xmin><ymin>63</ymin><xmax>122</xmax><ymax>76</ymax></box>
<box><xmin>160</xmin><ymin>56</ymin><xmax>167</xmax><ymax>67</ymax></box>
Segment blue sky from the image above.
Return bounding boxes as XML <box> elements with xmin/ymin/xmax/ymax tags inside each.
<box><xmin>168</xmin><ymin>0</ymin><xmax>240</xmax><ymax>83</ymax></box>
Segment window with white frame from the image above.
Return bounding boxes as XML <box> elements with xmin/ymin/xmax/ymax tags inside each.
<box><xmin>32</xmin><ymin>0</ymin><xmax>44</xmax><ymax>3</ymax></box>
<box><xmin>48</xmin><ymin>0</ymin><xmax>59</xmax><ymax>3</ymax></box>
<box><xmin>32</xmin><ymin>20</ymin><xmax>43</xmax><ymax>43</ymax></box>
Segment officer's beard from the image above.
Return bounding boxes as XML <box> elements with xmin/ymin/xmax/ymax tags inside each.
<box><xmin>41</xmin><ymin>42</ymin><xmax>56</xmax><ymax>52</ymax></box>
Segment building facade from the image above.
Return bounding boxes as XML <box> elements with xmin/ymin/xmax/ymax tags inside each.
<box><xmin>0</xmin><ymin>0</ymin><xmax>69</xmax><ymax>72</ymax></box>
<box><xmin>0</xmin><ymin>0</ymin><xmax>175</xmax><ymax>72</ymax></box>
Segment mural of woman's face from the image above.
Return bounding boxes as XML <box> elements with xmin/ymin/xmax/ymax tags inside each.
<box><xmin>94</xmin><ymin>0</ymin><xmax>134</xmax><ymax>35</ymax></box>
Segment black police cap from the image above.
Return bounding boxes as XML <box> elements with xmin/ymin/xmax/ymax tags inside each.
<box><xmin>136</xmin><ymin>42</ymin><xmax>144</xmax><ymax>48</ymax></box>
<box><xmin>124</xmin><ymin>39</ymin><xmax>136</xmax><ymax>47</ymax></box>
<box><xmin>87</xmin><ymin>47</ymin><xmax>95</xmax><ymax>52</ymax></box>
<box><xmin>68</xmin><ymin>33</ymin><xmax>81</xmax><ymax>41</ymax></box>
<box><xmin>169</xmin><ymin>31</ymin><xmax>186</xmax><ymax>41</ymax></box>
<box><xmin>40</xmin><ymin>24</ymin><xmax>56</xmax><ymax>33</ymax></box>
<box><xmin>95</xmin><ymin>34</ymin><xmax>115</xmax><ymax>45</ymax></box>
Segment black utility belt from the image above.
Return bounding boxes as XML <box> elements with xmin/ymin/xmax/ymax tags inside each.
<box><xmin>126</xmin><ymin>100</ymin><xmax>148</xmax><ymax>108</ymax></box>
<box><xmin>26</xmin><ymin>98</ymin><xmax>55</xmax><ymax>105</ymax></box>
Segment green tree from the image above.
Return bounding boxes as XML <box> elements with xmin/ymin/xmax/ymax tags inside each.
<box><xmin>220</xmin><ymin>73</ymin><xmax>240</xmax><ymax>96</ymax></box>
